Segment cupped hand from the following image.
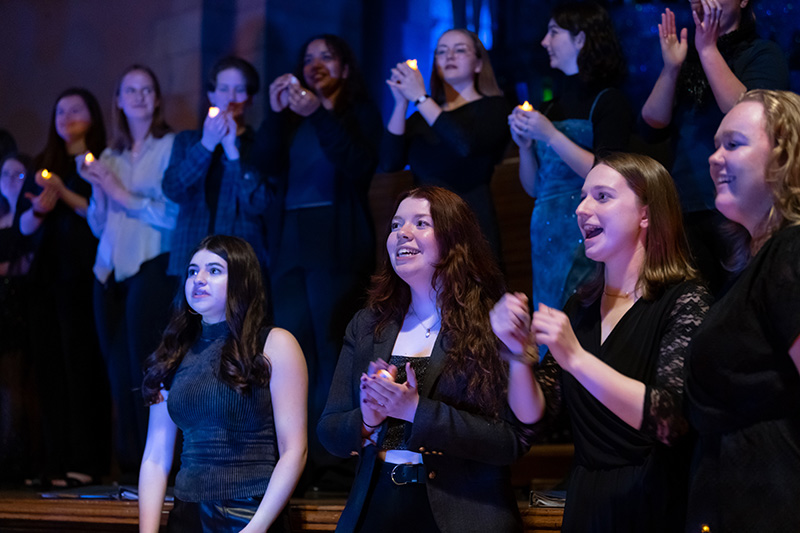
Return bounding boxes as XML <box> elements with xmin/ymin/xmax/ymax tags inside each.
<box><xmin>508</xmin><ymin>110</ymin><xmax>533</xmax><ymax>149</ymax></box>
<box><xmin>269</xmin><ymin>73</ymin><xmax>294</xmax><ymax>112</ymax></box>
<box><xmin>25</xmin><ymin>185</ymin><xmax>58</xmax><ymax>215</ymax></box>
<box><xmin>287</xmin><ymin>82</ymin><xmax>321</xmax><ymax>117</ymax></box>
<box><xmin>532</xmin><ymin>303</ymin><xmax>584</xmax><ymax>370</ymax></box>
<box><xmin>361</xmin><ymin>362</ymin><xmax>419</xmax><ymax>423</ymax></box>
<box><xmin>490</xmin><ymin>292</ymin><xmax>533</xmax><ymax>356</ymax></box>
<box><xmin>386</xmin><ymin>62</ymin><xmax>427</xmax><ymax>104</ymax></box>
<box><xmin>658</xmin><ymin>8</ymin><xmax>688</xmax><ymax>71</ymax></box>
<box><xmin>360</xmin><ymin>360</ymin><xmax>397</xmax><ymax>427</ymax></box>
<box><xmin>201</xmin><ymin>111</ymin><xmax>228</xmax><ymax>151</ymax></box>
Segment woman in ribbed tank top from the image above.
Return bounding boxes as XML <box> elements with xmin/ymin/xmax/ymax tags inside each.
<box><xmin>138</xmin><ymin>235</ymin><xmax>308</xmax><ymax>532</ymax></box>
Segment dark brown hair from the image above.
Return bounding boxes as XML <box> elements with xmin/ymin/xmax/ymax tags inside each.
<box><xmin>367</xmin><ymin>186</ymin><xmax>507</xmax><ymax>417</ymax></box>
<box><xmin>36</xmin><ymin>88</ymin><xmax>107</xmax><ymax>175</ymax></box>
<box><xmin>292</xmin><ymin>33</ymin><xmax>369</xmax><ymax>115</ymax></box>
<box><xmin>552</xmin><ymin>1</ymin><xmax>626</xmax><ymax>87</ymax></box>
<box><xmin>142</xmin><ymin>235</ymin><xmax>271</xmax><ymax>405</ymax></box>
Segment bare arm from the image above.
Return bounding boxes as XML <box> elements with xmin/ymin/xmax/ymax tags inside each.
<box><xmin>692</xmin><ymin>6</ymin><xmax>746</xmax><ymax>113</ymax></box>
<box><xmin>241</xmin><ymin>328</ymin><xmax>308</xmax><ymax>533</ymax></box>
<box><xmin>642</xmin><ymin>8</ymin><xmax>688</xmax><ymax>128</ymax></box>
<box><xmin>138</xmin><ymin>391</ymin><xmax>178</xmax><ymax>533</ymax></box>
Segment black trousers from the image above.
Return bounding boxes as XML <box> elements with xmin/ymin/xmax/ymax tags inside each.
<box><xmin>93</xmin><ymin>253</ymin><xmax>177</xmax><ymax>475</ymax></box>
<box><xmin>168</xmin><ymin>496</ymin><xmax>290</xmax><ymax>533</ymax></box>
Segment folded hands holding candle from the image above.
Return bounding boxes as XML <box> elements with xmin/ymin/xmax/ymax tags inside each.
<box><xmin>386</xmin><ymin>59</ymin><xmax>427</xmax><ymax>106</ymax></box>
<box><xmin>508</xmin><ymin>103</ymin><xmax>559</xmax><ymax>146</ymax></box>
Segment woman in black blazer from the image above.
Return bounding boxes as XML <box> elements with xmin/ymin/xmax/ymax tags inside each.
<box><xmin>318</xmin><ymin>186</ymin><xmax>528</xmax><ymax>533</ymax></box>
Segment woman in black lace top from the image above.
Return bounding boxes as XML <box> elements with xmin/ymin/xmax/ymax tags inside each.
<box><xmin>319</xmin><ymin>186</ymin><xmax>528</xmax><ymax>532</ymax></box>
<box><xmin>685</xmin><ymin>90</ymin><xmax>800</xmax><ymax>532</ymax></box>
<box><xmin>492</xmin><ymin>152</ymin><xmax>711</xmax><ymax>532</ymax></box>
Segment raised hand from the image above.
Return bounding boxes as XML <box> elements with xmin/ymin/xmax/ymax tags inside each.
<box><xmin>532</xmin><ymin>303</ymin><xmax>583</xmax><ymax>370</ymax></box>
<box><xmin>658</xmin><ymin>8</ymin><xmax>688</xmax><ymax>71</ymax></box>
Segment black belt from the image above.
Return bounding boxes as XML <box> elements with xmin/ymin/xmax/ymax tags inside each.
<box><xmin>381</xmin><ymin>461</ymin><xmax>427</xmax><ymax>485</ymax></box>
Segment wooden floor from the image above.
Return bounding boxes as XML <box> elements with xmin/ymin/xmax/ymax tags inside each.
<box><xmin>0</xmin><ymin>492</ymin><xmax>562</xmax><ymax>532</ymax></box>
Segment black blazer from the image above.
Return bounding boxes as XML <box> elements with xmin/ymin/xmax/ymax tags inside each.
<box><xmin>317</xmin><ymin>309</ymin><xmax>526</xmax><ymax>533</ymax></box>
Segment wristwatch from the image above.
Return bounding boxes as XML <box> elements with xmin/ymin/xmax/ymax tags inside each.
<box><xmin>413</xmin><ymin>94</ymin><xmax>430</xmax><ymax>106</ymax></box>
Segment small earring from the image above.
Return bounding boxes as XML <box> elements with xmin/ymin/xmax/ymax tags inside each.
<box><xmin>188</xmin><ymin>307</ymin><xmax>200</xmax><ymax>316</ymax></box>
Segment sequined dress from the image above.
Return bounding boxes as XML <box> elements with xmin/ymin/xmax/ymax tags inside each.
<box><xmin>530</xmin><ymin>89</ymin><xmax>609</xmax><ymax>310</ymax></box>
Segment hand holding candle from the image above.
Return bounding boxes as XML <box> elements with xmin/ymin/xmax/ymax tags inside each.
<box><xmin>84</xmin><ymin>152</ymin><xmax>95</xmax><ymax>166</ymax></box>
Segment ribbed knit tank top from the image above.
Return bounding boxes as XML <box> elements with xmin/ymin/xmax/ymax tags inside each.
<box><xmin>167</xmin><ymin>321</ymin><xmax>277</xmax><ymax>501</ymax></box>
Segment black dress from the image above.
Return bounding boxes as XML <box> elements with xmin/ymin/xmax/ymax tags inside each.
<box><xmin>685</xmin><ymin>225</ymin><xmax>800</xmax><ymax>532</ymax></box>
<box><xmin>529</xmin><ymin>281</ymin><xmax>711</xmax><ymax>532</ymax></box>
<box><xmin>380</xmin><ymin>96</ymin><xmax>510</xmax><ymax>257</ymax></box>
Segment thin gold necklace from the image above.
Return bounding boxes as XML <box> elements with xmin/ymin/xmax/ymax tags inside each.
<box><xmin>603</xmin><ymin>289</ymin><xmax>633</xmax><ymax>299</ymax></box>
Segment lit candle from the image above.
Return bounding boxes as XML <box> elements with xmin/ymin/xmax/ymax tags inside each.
<box><xmin>41</xmin><ymin>169</ymin><xmax>51</xmax><ymax>180</ymax></box>
<box><xmin>84</xmin><ymin>152</ymin><xmax>95</xmax><ymax>165</ymax></box>
<box><xmin>376</xmin><ymin>369</ymin><xmax>393</xmax><ymax>380</ymax></box>
<box><xmin>208</xmin><ymin>106</ymin><xmax>220</xmax><ymax>118</ymax></box>
<box><xmin>520</xmin><ymin>101</ymin><xmax>533</xmax><ymax>112</ymax></box>
<box><xmin>406</xmin><ymin>59</ymin><xmax>418</xmax><ymax>70</ymax></box>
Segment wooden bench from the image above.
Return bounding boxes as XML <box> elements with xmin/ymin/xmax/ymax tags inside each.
<box><xmin>0</xmin><ymin>492</ymin><xmax>562</xmax><ymax>532</ymax></box>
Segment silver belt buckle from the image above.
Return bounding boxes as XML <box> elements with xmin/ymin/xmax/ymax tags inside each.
<box><xmin>390</xmin><ymin>463</ymin><xmax>409</xmax><ymax>486</ymax></box>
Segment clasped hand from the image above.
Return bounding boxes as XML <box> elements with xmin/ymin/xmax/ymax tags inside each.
<box><xmin>386</xmin><ymin>61</ymin><xmax>427</xmax><ymax>105</ymax></box>
<box><xmin>360</xmin><ymin>359</ymin><xmax>419</xmax><ymax>424</ymax></box>
<box><xmin>491</xmin><ymin>293</ymin><xmax>585</xmax><ymax>370</ymax></box>
<box><xmin>507</xmin><ymin>106</ymin><xmax>556</xmax><ymax>145</ymax></box>
<box><xmin>201</xmin><ymin>109</ymin><xmax>238</xmax><ymax>154</ymax></box>
<box><xmin>269</xmin><ymin>73</ymin><xmax>321</xmax><ymax>116</ymax></box>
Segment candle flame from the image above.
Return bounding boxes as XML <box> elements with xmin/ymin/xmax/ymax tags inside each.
<box><xmin>208</xmin><ymin>106</ymin><xmax>220</xmax><ymax>118</ymax></box>
<box><xmin>41</xmin><ymin>169</ymin><xmax>51</xmax><ymax>180</ymax></box>
<box><xmin>377</xmin><ymin>369</ymin><xmax>393</xmax><ymax>380</ymax></box>
<box><xmin>84</xmin><ymin>153</ymin><xmax>95</xmax><ymax>165</ymax></box>
<box><xmin>521</xmin><ymin>101</ymin><xmax>533</xmax><ymax>112</ymax></box>
<box><xmin>406</xmin><ymin>59</ymin><xmax>418</xmax><ymax>70</ymax></box>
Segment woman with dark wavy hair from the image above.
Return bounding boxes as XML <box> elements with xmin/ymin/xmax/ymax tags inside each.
<box><xmin>685</xmin><ymin>89</ymin><xmax>800</xmax><ymax>532</ymax></box>
<box><xmin>493</xmin><ymin>153</ymin><xmax>711</xmax><ymax>532</ymax></box>
<box><xmin>319</xmin><ymin>186</ymin><xmax>528</xmax><ymax>532</ymax></box>
<box><xmin>510</xmin><ymin>1</ymin><xmax>631</xmax><ymax>312</ymax></box>
<box><xmin>255</xmin><ymin>33</ymin><xmax>381</xmax><ymax>489</ymax></box>
<box><xmin>380</xmin><ymin>29</ymin><xmax>509</xmax><ymax>259</ymax></box>
<box><xmin>139</xmin><ymin>235</ymin><xmax>307</xmax><ymax>533</ymax></box>
<box><xmin>20</xmin><ymin>87</ymin><xmax>109</xmax><ymax>487</ymax></box>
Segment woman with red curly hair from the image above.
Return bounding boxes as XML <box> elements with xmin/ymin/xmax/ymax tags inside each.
<box><xmin>319</xmin><ymin>186</ymin><xmax>528</xmax><ymax>532</ymax></box>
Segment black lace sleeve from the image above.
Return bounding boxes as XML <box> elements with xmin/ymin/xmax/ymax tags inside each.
<box><xmin>641</xmin><ymin>283</ymin><xmax>712</xmax><ymax>445</ymax></box>
<box><xmin>517</xmin><ymin>354</ymin><xmax>564</xmax><ymax>448</ymax></box>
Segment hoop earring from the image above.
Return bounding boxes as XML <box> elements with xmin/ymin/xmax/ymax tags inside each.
<box><xmin>188</xmin><ymin>307</ymin><xmax>200</xmax><ymax>316</ymax></box>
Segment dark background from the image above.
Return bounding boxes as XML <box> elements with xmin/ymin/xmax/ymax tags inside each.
<box><xmin>1</xmin><ymin>0</ymin><xmax>798</xmax><ymax>156</ymax></box>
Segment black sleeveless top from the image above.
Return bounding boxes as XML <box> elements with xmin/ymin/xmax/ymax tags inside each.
<box><xmin>168</xmin><ymin>321</ymin><xmax>277</xmax><ymax>501</ymax></box>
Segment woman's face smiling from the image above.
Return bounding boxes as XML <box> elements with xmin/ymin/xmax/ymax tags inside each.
<box><xmin>387</xmin><ymin>197</ymin><xmax>440</xmax><ymax>289</ymax></box>
<box><xmin>185</xmin><ymin>249</ymin><xmax>229</xmax><ymax>324</ymax></box>
<box><xmin>541</xmin><ymin>19</ymin><xmax>583</xmax><ymax>75</ymax></box>
<box><xmin>576</xmin><ymin>164</ymin><xmax>648</xmax><ymax>267</ymax></box>
<box><xmin>709</xmin><ymin>100</ymin><xmax>774</xmax><ymax>236</ymax></box>
<box><xmin>117</xmin><ymin>69</ymin><xmax>157</xmax><ymax>122</ymax></box>
<box><xmin>55</xmin><ymin>95</ymin><xmax>92</xmax><ymax>143</ymax></box>
<box><xmin>303</xmin><ymin>39</ymin><xmax>347</xmax><ymax>98</ymax></box>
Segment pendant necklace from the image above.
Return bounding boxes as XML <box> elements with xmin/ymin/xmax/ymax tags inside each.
<box><xmin>409</xmin><ymin>306</ymin><xmax>441</xmax><ymax>338</ymax></box>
